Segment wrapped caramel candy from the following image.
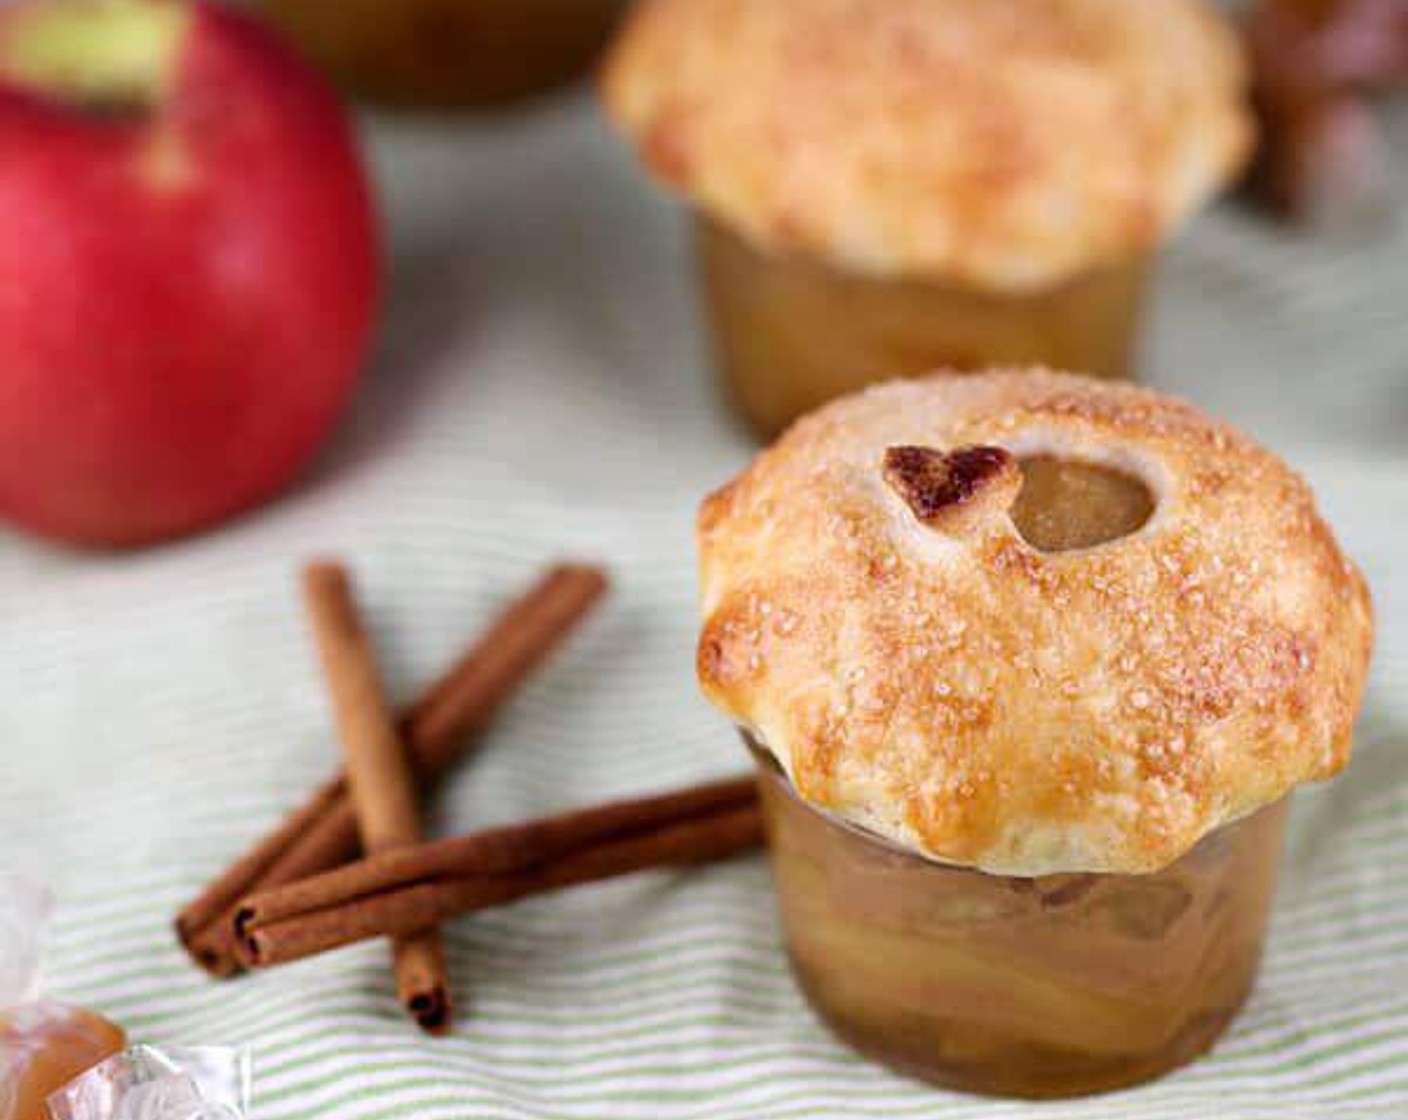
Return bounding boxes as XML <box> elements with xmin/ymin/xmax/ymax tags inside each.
<box><xmin>1</xmin><ymin>875</ymin><xmax>128</xmax><ymax>1120</ymax></box>
<box><xmin>2</xmin><ymin>1006</ymin><xmax>128</xmax><ymax>1120</ymax></box>
<box><xmin>1</xmin><ymin>876</ymin><xmax>251</xmax><ymax>1120</ymax></box>
<box><xmin>47</xmin><ymin>1046</ymin><xmax>250</xmax><ymax>1120</ymax></box>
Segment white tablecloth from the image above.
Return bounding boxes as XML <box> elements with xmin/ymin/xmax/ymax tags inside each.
<box><xmin>2</xmin><ymin>96</ymin><xmax>1405</xmax><ymax>1119</ymax></box>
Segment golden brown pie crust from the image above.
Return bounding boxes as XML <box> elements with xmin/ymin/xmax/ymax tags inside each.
<box><xmin>696</xmin><ymin>370</ymin><xmax>1373</xmax><ymax>874</ymax></box>
<box><xmin>603</xmin><ymin>0</ymin><xmax>1253</xmax><ymax>291</ymax></box>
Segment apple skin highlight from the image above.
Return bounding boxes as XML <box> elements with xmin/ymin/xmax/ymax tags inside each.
<box><xmin>0</xmin><ymin>1</ymin><xmax>380</xmax><ymax>547</ymax></box>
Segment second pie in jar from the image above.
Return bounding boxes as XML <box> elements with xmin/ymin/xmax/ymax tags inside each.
<box><xmin>604</xmin><ymin>0</ymin><xmax>1255</xmax><ymax>437</ymax></box>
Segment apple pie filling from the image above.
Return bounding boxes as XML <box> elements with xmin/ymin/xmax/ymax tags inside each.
<box><xmin>751</xmin><ymin>747</ymin><xmax>1287</xmax><ymax>1098</ymax></box>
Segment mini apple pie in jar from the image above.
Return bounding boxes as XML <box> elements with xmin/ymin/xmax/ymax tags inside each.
<box><xmin>257</xmin><ymin>0</ymin><xmax>624</xmax><ymax>110</ymax></box>
<box><xmin>696</xmin><ymin>371</ymin><xmax>1374</xmax><ymax>1097</ymax></box>
<box><xmin>604</xmin><ymin>0</ymin><xmax>1254</xmax><ymax>439</ymax></box>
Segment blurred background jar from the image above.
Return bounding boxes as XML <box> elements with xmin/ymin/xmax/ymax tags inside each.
<box><xmin>603</xmin><ymin>0</ymin><xmax>1255</xmax><ymax>439</ymax></box>
<box><xmin>255</xmin><ymin>0</ymin><xmax>626</xmax><ymax>110</ymax></box>
<box><xmin>694</xmin><ymin>221</ymin><xmax>1151</xmax><ymax>441</ymax></box>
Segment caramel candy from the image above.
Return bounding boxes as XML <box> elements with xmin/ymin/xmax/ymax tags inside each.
<box><xmin>1</xmin><ymin>1004</ymin><xmax>126</xmax><ymax>1120</ymax></box>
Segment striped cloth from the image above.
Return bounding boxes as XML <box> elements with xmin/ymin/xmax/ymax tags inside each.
<box><xmin>2</xmin><ymin>101</ymin><xmax>1406</xmax><ymax>1120</ymax></box>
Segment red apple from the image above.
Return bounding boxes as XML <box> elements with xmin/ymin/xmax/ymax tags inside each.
<box><xmin>0</xmin><ymin>0</ymin><xmax>379</xmax><ymax>547</ymax></box>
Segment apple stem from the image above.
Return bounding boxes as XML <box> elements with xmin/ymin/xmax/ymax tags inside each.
<box><xmin>0</xmin><ymin>0</ymin><xmax>191</xmax><ymax>111</ymax></box>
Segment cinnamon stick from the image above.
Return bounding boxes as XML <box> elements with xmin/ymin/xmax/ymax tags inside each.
<box><xmin>235</xmin><ymin>776</ymin><xmax>763</xmax><ymax>969</ymax></box>
<box><xmin>175</xmin><ymin>562</ymin><xmax>608</xmax><ymax>977</ymax></box>
<box><xmin>302</xmin><ymin>562</ymin><xmax>451</xmax><ymax>1034</ymax></box>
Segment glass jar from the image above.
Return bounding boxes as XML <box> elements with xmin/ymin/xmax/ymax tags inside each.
<box><xmin>698</xmin><ymin>218</ymin><xmax>1149</xmax><ymax>440</ymax></box>
<box><xmin>750</xmin><ymin>744</ymin><xmax>1288</xmax><ymax>1098</ymax></box>
<box><xmin>255</xmin><ymin>0</ymin><xmax>624</xmax><ymax>110</ymax></box>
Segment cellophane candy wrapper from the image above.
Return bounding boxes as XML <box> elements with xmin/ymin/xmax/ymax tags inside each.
<box><xmin>0</xmin><ymin>873</ymin><xmax>52</xmax><ymax>1006</ymax></box>
<box><xmin>46</xmin><ymin>1046</ymin><xmax>252</xmax><ymax>1120</ymax></box>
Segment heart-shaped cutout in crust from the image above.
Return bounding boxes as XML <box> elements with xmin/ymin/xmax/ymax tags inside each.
<box><xmin>883</xmin><ymin>444</ymin><xmax>1022</xmax><ymax>536</ymax></box>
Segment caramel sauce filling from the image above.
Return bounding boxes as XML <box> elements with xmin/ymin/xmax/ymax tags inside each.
<box><xmin>1011</xmin><ymin>456</ymin><xmax>1154</xmax><ymax>552</ymax></box>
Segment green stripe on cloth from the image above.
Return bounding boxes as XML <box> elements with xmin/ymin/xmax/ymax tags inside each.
<box><xmin>4</xmin><ymin>101</ymin><xmax>1407</xmax><ymax>1119</ymax></box>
